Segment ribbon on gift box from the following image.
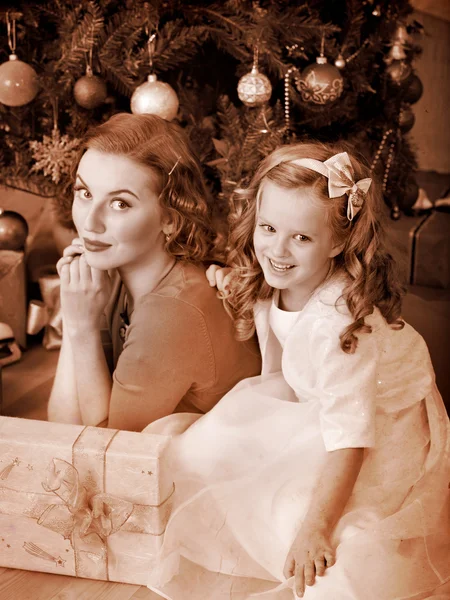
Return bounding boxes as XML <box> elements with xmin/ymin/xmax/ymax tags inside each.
<box><xmin>27</xmin><ymin>273</ymin><xmax>62</xmax><ymax>349</ymax></box>
<box><xmin>0</xmin><ymin>427</ymin><xmax>174</xmax><ymax>580</ymax></box>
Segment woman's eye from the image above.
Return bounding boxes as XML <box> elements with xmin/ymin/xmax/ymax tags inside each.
<box><xmin>74</xmin><ymin>186</ymin><xmax>91</xmax><ymax>200</ymax></box>
<box><xmin>294</xmin><ymin>234</ymin><xmax>310</xmax><ymax>242</ymax></box>
<box><xmin>111</xmin><ymin>199</ymin><xmax>130</xmax><ymax>211</ymax></box>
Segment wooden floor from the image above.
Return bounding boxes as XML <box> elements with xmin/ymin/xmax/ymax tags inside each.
<box><xmin>1</xmin><ymin>342</ymin><xmax>160</xmax><ymax>599</ymax></box>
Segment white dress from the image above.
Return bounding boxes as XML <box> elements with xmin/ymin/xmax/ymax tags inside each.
<box><xmin>145</xmin><ymin>277</ymin><xmax>450</xmax><ymax>600</ymax></box>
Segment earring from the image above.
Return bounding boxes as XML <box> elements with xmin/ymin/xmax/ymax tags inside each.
<box><xmin>165</xmin><ymin>233</ymin><xmax>170</xmax><ymax>241</ymax></box>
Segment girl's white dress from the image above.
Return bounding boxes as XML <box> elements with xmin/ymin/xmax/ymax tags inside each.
<box><xmin>145</xmin><ymin>276</ymin><xmax>450</xmax><ymax>600</ymax></box>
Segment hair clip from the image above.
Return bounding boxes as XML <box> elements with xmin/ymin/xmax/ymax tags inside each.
<box><xmin>168</xmin><ymin>155</ymin><xmax>181</xmax><ymax>176</ymax></box>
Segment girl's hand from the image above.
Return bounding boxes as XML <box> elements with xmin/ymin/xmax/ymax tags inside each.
<box><xmin>58</xmin><ymin>253</ymin><xmax>112</xmax><ymax>334</ymax></box>
<box><xmin>283</xmin><ymin>526</ymin><xmax>335</xmax><ymax>598</ymax></box>
<box><xmin>205</xmin><ymin>264</ymin><xmax>234</xmax><ymax>296</ymax></box>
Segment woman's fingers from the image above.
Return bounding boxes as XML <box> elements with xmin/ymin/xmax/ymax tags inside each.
<box><xmin>59</xmin><ymin>261</ymin><xmax>70</xmax><ymax>285</ymax></box>
<box><xmin>78</xmin><ymin>253</ymin><xmax>92</xmax><ymax>283</ymax></box>
<box><xmin>69</xmin><ymin>255</ymin><xmax>81</xmax><ymax>285</ymax></box>
<box><xmin>63</xmin><ymin>242</ymin><xmax>84</xmax><ymax>258</ymax></box>
<box><xmin>56</xmin><ymin>256</ymin><xmax>74</xmax><ymax>277</ymax></box>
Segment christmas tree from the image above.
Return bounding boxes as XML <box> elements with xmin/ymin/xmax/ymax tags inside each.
<box><xmin>0</xmin><ymin>0</ymin><xmax>423</xmax><ymax>225</ymax></box>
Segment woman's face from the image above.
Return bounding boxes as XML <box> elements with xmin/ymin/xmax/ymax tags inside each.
<box><xmin>72</xmin><ymin>149</ymin><xmax>169</xmax><ymax>272</ymax></box>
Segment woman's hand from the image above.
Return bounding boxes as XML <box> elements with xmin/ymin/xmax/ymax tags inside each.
<box><xmin>283</xmin><ymin>525</ymin><xmax>335</xmax><ymax>598</ymax></box>
<box><xmin>57</xmin><ymin>243</ymin><xmax>112</xmax><ymax>334</ymax></box>
<box><xmin>205</xmin><ymin>264</ymin><xmax>234</xmax><ymax>296</ymax></box>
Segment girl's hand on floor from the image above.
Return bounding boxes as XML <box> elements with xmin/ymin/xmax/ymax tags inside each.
<box><xmin>283</xmin><ymin>526</ymin><xmax>335</xmax><ymax>598</ymax></box>
<box><xmin>58</xmin><ymin>253</ymin><xmax>112</xmax><ymax>334</ymax></box>
<box><xmin>205</xmin><ymin>264</ymin><xmax>234</xmax><ymax>296</ymax></box>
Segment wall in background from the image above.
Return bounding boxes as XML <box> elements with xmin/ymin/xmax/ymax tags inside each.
<box><xmin>410</xmin><ymin>10</ymin><xmax>450</xmax><ymax>173</ymax></box>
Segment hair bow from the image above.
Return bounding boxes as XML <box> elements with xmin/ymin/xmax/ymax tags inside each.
<box><xmin>323</xmin><ymin>152</ymin><xmax>372</xmax><ymax>220</ymax></box>
<box><xmin>290</xmin><ymin>151</ymin><xmax>372</xmax><ymax>221</ymax></box>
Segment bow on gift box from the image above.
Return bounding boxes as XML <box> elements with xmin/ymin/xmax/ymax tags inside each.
<box><xmin>27</xmin><ymin>274</ymin><xmax>62</xmax><ymax>349</ymax></box>
<box><xmin>36</xmin><ymin>458</ymin><xmax>134</xmax><ymax>579</ymax></box>
<box><xmin>0</xmin><ymin>426</ymin><xmax>174</xmax><ymax>581</ymax></box>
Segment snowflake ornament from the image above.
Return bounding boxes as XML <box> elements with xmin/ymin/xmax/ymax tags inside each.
<box><xmin>29</xmin><ymin>128</ymin><xmax>82</xmax><ymax>184</ymax></box>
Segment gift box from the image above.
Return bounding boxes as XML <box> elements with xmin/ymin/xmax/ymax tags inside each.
<box><xmin>27</xmin><ymin>272</ymin><xmax>62</xmax><ymax>350</ymax></box>
<box><xmin>386</xmin><ymin>210</ymin><xmax>450</xmax><ymax>289</ymax></box>
<box><xmin>0</xmin><ymin>416</ymin><xmax>174</xmax><ymax>585</ymax></box>
<box><xmin>412</xmin><ymin>210</ymin><xmax>450</xmax><ymax>289</ymax></box>
<box><xmin>0</xmin><ymin>250</ymin><xmax>27</xmax><ymax>348</ymax></box>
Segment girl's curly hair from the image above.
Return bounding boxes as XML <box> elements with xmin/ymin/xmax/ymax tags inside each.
<box><xmin>225</xmin><ymin>141</ymin><xmax>406</xmax><ymax>353</ymax></box>
<box><xmin>59</xmin><ymin>112</ymin><xmax>222</xmax><ymax>263</ymax></box>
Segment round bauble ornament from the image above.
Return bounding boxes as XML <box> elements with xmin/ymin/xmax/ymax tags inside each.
<box><xmin>73</xmin><ymin>67</ymin><xmax>108</xmax><ymax>109</ymax></box>
<box><xmin>334</xmin><ymin>54</ymin><xmax>346</xmax><ymax>70</ymax></box>
<box><xmin>0</xmin><ymin>209</ymin><xmax>28</xmax><ymax>250</ymax></box>
<box><xmin>388</xmin><ymin>41</ymin><xmax>407</xmax><ymax>61</ymax></box>
<box><xmin>390</xmin><ymin>204</ymin><xmax>401</xmax><ymax>220</ymax></box>
<box><xmin>399</xmin><ymin>106</ymin><xmax>415</xmax><ymax>132</ymax></box>
<box><xmin>0</xmin><ymin>54</ymin><xmax>39</xmax><ymax>107</ymax></box>
<box><xmin>297</xmin><ymin>56</ymin><xmax>344</xmax><ymax>105</ymax></box>
<box><xmin>237</xmin><ymin>65</ymin><xmax>272</xmax><ymax>107</ymax></box>
<box><xmin>130</xmin><ymin>74</ymin><xmax>179</xmax><ymax>120</ymax></box>
<box><xmin>403</xmin><ymin>74</ymin><xmax>423</xmax><ymax>104</ymax></box>
<box><xmin>386</xmin><ymin>60</ymin><xmax>412</xmax><ymax>84</ymax></box>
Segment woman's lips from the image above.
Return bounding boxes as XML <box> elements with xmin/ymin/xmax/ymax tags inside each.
<box><xmin>83</xmin><ymin>238</ymin><xmax>112</xmax><ymax>252</ymax></box>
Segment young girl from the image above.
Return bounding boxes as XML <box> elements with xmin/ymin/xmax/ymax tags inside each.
<box><xmin>145</xmin><ymin>142</ymin><xmax>450</xmax><ymax>599</ymax></box>
<box><xmin>47</xmin><ymin>113</ymin><xmax>261</xmax><ymax>431</ymax></box>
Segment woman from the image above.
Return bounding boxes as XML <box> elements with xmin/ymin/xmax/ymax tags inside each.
<box><xmin>47</xmin><ymin>113</ymin><xmax>261</xmax><ymax>431</ymax></box>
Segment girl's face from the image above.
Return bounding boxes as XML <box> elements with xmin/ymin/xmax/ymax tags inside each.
<box><xmin>72</xmin><ymin>149</ymin><xmax>169</xmax><ymax>272</ymax></box>
<box><xmin>253</xmin><ymin>180</ymin><xmax>342</xmax><ymax>311</ymax></box>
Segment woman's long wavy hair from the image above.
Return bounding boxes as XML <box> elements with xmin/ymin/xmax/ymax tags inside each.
<box><xmin>225</xmin><ymin>141</ymin><xmax>406</xmax><ymax>353</ymax></box>
<box><xmin>61</xmin><ymin>112</ymin><xmax>220</xmax><ymax>263</ymax></box>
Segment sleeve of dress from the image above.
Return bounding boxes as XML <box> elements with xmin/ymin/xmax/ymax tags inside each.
<box><xmin>310</xmin><ymin>311</ymin><xmax>379</xmax><ymax>452</ymax></box>
<box><xmin>107</xmin><ymin>297</ymin><xmax>214</xmax><ymax>431</ymax></box>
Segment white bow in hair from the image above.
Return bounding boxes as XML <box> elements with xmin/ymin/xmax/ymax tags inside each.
<box><xmin>323</xmin><ymin>152</ymin><xmax>372</xmax><ymax>220</ymax></box>
<box><xmin>290</xmin><ymin>151</ymin><xmax>372</xmax><ymax>221</ymax></box>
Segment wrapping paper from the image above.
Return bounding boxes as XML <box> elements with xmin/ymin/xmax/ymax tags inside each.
<box><xmin>413</xmin><ymin>211</ymin><xmax>450</xmax><ymax>289</ymax></box>
<box><xmin>0</xmin><ymin>416</ymin><xmax>174</xmax><ymax>585</ymax></box>
<box><xmin>27</xmin><ymin>273</ymin><xmax>62</xmax><ymax>350</ymax></box>
<box><xmin>0</xmin><ymin>250</ymin><xmax>27</xmax><ymax>348</ymax></box>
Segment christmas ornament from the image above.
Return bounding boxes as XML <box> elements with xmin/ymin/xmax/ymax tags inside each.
<box><xmin>386</xmin><ymin>60</ymin><xmax>412</xmax><ymax>84</ymax></box>
<box><xmin>398</xmin><ymin>106</ymin><xmax>415</xmax><ymax>132</ymax></box>
<box><xmin>0</xmin><ymin>15</ymin><xmax>38</xmax><ymax>107</ymax></box>
<box><xmin>73</xmin><ymin>66</ymin><xmax>107</xmax><ymax>109</ymax></box>
<box><xmin>388</xmin><ymin>41</ymin><xmax>406</xmax><ymax>61</ymax></box>
<box><xmin>130</xmin><ymin>73</ymin><xmax>179</xmax><ymax>120</ymax></box>
<box><xmin>0</xmin><ymin>208</ymin><xmax>28</xmax><ymax>250</ymax></box>
<box><xmin>130</xmin><ymin>30</ymin><xmax>179</xmax><ymax>120</ymax></box>
<box><xmin>30</xmin><ymin>127</ymin><xmax>82</xmax><ymax>184</ymax></box>
<box><xmin>403</xmin><ymin>74</ymin><xmax>423</xmax><ymax>104</ymax></box>
<box><xmin>237</xmin><ymin>46</ymin><xmax>272</xmax><ymax>107</ymax></box>
<box><xmin>297</xmin><ymin>55</ymin><xmax>344</xmax><ymax>105</ymax></box>
<box><xmin>334</xmin><ymin>54</ymin><xmax>346</xmax><ymax>69</ymax></box>
<box><xmin>372</xmin><ymin>5</ymin><xmax>381</xmax><ymax>17</ymax></box>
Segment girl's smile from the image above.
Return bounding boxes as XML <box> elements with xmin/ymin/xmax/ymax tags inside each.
<box><xmin>253</xmin><ymin>180</ymin><xmax>342</xmax><ymax>311</ymax></box>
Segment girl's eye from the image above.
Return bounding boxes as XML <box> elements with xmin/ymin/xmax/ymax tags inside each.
<box><xmin>294</xmin><ymin>234</ymin><xmax>310</xmax><ymax>242</ymax></box>
<box><xmin>260</xmin><ymin>223</ymin><xmax>276</xmax><ymax>233</ymax></box>
<box><xmin>73</xmin><ymin>186</ymin><xmax>92</xmax><ymax>200</ymax></box>
<box><xmin>111</xmin><ymin>199</ymin><xmax>130</xmax><ymax>211</ymax></box>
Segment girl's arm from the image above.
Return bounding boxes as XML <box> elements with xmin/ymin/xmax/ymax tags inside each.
<box><xmin>284</xmin><ymin>446</ymin><xmax>364</xmax><ymax>598</ymax></box>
